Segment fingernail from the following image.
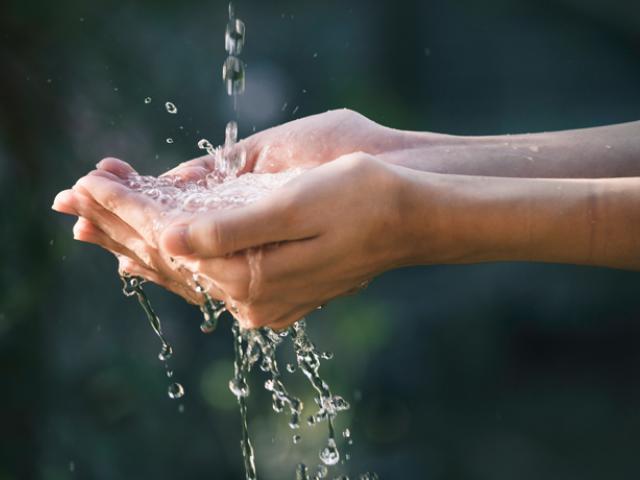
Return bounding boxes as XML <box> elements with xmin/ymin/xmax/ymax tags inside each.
<box><xmin>162</xmin><ymin>224</ymin><xmax>192</xmax><ymax>255</ymax></box>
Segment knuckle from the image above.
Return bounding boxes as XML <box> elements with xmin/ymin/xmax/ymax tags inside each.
<box><xmin>193</xmin><ymin>217</ymin><xmax>226</xmax><ymax>256</ymax></box>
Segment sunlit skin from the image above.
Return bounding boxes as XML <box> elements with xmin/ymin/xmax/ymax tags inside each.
<box><xmin>53</xmin><ymin>110</ymin><xmax>640</xmax><ymax>329</ymax></box>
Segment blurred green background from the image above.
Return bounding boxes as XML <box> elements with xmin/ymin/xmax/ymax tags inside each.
<box><xmin>2</xmin><ymin>0</ymin><xmax>640</xmax><ymax>478</ymax></box>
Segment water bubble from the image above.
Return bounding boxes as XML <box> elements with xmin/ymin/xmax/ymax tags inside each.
<box><xmin>319</xmin><ymin>439</ymin><xmax>340</xmax><ymax>465</ymax></box>
<box><xmin>168</xmin><ymin>382</ymin><xmax>185</xmax><ymax>399</ymax></box>
<box><xmin>222</xmin><ymin>56</ymin><xmax>246</xmax><ymax>96</ymax></box>
<box><xmin>605</xmin><ymin>144</ymin><xmax>612</xmax><ymax>149</ymax></box>
<box><xmin>293</xmin><ymin>434</ymin><xmax>301</xmax><ymax>444</ymax></box>
<box><xmin>178</xmin><ymin>404</ymin><xmax>185</xmax><ymax>413</ymax></box>
<box><xmin>144</xmin><ymin>97</ymin><xmax>152</xmax><ymax>104</ymax></box>
<box><xmin>358</xmin><ymin>474</ymin><xmax>379</xmax><ymax>480</ymax></box>
<box><xmin>166</xmin><ymin>369</ymin><xmax>174</xmax><ymax>378</ymax></box>
<box><xmin>286</xmin><ymin>363</ymin><xmax>297</xmax><ymax>373</ymax></box>
<box><xmin>321</xmin><ymin>351</ymin><xmax>334</xmax><ymax>360</ymax></box>
<box><xmin>342</xmin><ymin>428</ymin><xmax>351</xmax><ymax>439</ymax></box>
<box><xmin>165</xmin><ymin>101</ymin><xmax>178</xmax><ymax>114</ymax></box>
<box><xmin>69</xmin><ymin>461</ymin><xmax>75</xmax><ymax>472</ymax></box>
<box><xmin>166</xmin><ymin>138</ymin><xmax>174</xmax><ymax>144</ymax></box>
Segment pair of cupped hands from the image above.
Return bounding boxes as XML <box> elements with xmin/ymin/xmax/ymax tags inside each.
<box><xmin>53</xmin><ymin>109</ymin><xmax>421</xmax><ymax>329</ymax></box>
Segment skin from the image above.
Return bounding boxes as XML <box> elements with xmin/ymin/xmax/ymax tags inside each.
<box><xmin>52</xmin><ymin>110</ymin><xmax>640</xmax><ymax>329</ymax></box>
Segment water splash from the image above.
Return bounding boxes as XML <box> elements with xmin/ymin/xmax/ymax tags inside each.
<box><xmin>121</xmin><ymin>275</ymin><xmax>184</xmax><ymax>400</ymax></box>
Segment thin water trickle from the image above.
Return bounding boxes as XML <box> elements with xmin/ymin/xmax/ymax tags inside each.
<box><xmin>223</xmin><ymin>56</ymin><xmax>246</xmax><ymax>96</ymax></box>
<box><xmin>121</xmin><ymin>275</ymin><xmax>184</xmax><ymax>400</ymax></box>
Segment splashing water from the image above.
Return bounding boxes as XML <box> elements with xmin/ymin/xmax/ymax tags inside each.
<box><xmin>119</xmin><ymin>2</ymin><xmax>374</xmax><ymax>478</ymax></box>
<box><xmin>121</xmin><ymin>275</ymin><xmax>184</xmax><ymax>400</ymax></box>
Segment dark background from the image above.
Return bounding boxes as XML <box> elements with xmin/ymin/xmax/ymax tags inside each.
<box><xmin>2</xmin><ymin>0</ymin><xmax>640</xmax><ymax>479</ymax></box>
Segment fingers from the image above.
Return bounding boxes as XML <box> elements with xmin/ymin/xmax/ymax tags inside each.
<box><xmin>96</xmin><ymin>157</ymin><xmax>137</xmax><ymax>179</ymax></box>
<box><xmin>72</xmin><ymin>217</ymin><xmax>150</xmax><ymax>266</ymax></box>
<box><xmin>162</xmin><ymin>155</ymin><xmax>216</xmax><ymax>177</ymax></box>
<box><xmin>74</xmin><ymin>173</ymin><xmax>163</xmax><ymax>245</ymax></box>
<box><xmin>160</xmin><ymin>192</ymin><xmax>317</xmax><ymax>258</ymax></box>
<box><xmin>52</xmin><ymin>189</ymin><xmax>79</xmax><ymax>215</ymax></box>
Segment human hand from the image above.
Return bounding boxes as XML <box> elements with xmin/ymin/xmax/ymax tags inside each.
<box><xmin>163</xmin><ymin>108</ymin><xmax>418</xmax><ymax>179</ymax></box>
<box><xmin>158</xmin><ymin>153</ymin><xmax>413</xmax><ymax>329</ymax></box>
<box><xmin>51</xmin><ymin>158</ymin><xmax>227</xmax><ymax>305</ymax></box>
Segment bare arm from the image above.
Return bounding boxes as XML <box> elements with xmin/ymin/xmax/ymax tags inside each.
<box><xmin>400</xmin><ymin>170</ymin><xmax>640</xmax><ymax>270</ymax></box>
<box><xmin>385</xmin><ymin>121</ymin><xmax>640</xmax><ymax>178</ymax></box>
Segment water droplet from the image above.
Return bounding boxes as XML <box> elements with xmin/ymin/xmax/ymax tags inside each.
<box><xmin>319</xmin><ymin>439</ymin><xmax>340</xmax><ymax>465</ymax></box>
<box><xmin>168</xmin><ymin>382</ymin><xmax>184</xmax><ymax>399</ymax></box>
<box><xmin>166</xmin><ymin>138</ymin><xmax>174</xmax><ymax>144</ymax></box>
<box><xmin>605</xmin><ymin>144</ymin><xmax>612</xmax><ymax>149</ymax></box>
<box><xmin>225</xmin><ymin>18</ymin><xmax>246</xmax><ymax>56</ymax></box>
<box><xmin>166</xmin><ymin>369</ymin><xmax>174</xmax><ymax>378</ymax></box>
<box><xmin>529</xmin><ymin>145</ymin><xmax>539</xmax><ymax>152</ymax></box>
<box><xmin>312</xmin><ymin>52</ymin><xmax>318</xmax><ymax>58</ymax></box>
<box><xmin>200</xmin><ymin>320</ymin><xmax>216</xmax><ymax>333</ymax></box>
<box><xmin>316</xmin><ymin>464</ymin><xmax>328</xmax><ymax>478</ymax></box>
<box><xmin>158</xmin><ymin>343</ymin><xmax>173</xmax><ymax>361</ymax></box>
<box><xmin>286</xmin><ymin>363</ymin><xmax>297</xmax><ymax>373</ymax></box>
<box><xmin>359</xmin><ymin>473</ymin><xmax>379</xmax><ymax>480</ymax></box>
<box><xmin>178</xmin><ymin>404</ymin><xmax>185</xmax><ymax>413</ymax></box>
<box><xmin>296</xmin><ymin>464</ymin><xmax>309</xmax><ymax>480</ymax></box>
<box><xmin>342</xmin><ymin>428</ymin><xmax>351</xmax><ymax>438</ymax></box>
<box><xmin>293</xmin><ymin>434</ymin><xmax>301</xmax><ymax>444</ymax></box>
<box><xmin>229</xmin><ymin>377</ymin><xmax>250</xmax><ymax>397</ymax></box>
<box><xmin>321</xmin><ymin>351</ymin><xmax>333</xmax><ymax>360</ymax></box>
<box><xmin>165</xmin><ymin>101</ymin><xmax>177</xmax><ymax>114</ymax></box>
<box><xmin>292</xmin><ymin>105</ymin><xmax>299</xmax><ymax>115</ymax></box>
<box><xmin>69</xmin><ymin>461</ymin><xmax>75</xmax><ymax>472</ymax></box>
<box><xmin>222</xmin><ymin>56</ymin><xmax>245</xmax><ymax>96</ymax></box>
<box><xmin>225</xmin><ymin>120</ymin><xmax>238</xmax><ymax>145</ymax></box>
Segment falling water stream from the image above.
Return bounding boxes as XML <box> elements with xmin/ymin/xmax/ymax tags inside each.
<box><xmin>116</xmin><ymin>3</ymin><xmax>378</xmax><ymax>479</ymax></box>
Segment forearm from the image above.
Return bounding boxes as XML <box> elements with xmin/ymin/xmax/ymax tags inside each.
<box><xmin>398</xmin><ymin>169</ymin><xmax>640</xmax><ymax>270</ymax></box>
<box><xmin>383</xmin><ymin>121</ymin><xmax>640</xmax><ymax>178</ymax></box>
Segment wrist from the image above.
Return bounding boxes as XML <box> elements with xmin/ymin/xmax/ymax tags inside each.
<box><xmin>395</xmin><ymin>170</ymin><xmax>525</xmax><ymax>266</ymax></box>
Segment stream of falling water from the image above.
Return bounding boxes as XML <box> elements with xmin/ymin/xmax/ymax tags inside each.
<box><xmin>118</xmin><ymin>3</ymin><xmax>379</xmax><ymax>479</ymax></box>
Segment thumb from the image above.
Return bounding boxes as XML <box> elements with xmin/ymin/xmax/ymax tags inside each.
<box><xmin>160</xmin><ymin>197</ymin><xmax>312</xmax><ymax>258</ymax></box>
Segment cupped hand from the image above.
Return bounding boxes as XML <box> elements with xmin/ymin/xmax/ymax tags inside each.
<box><xmin>52</xmin><ymin>158</ymin><xmax>226</xmax><ymax>305</ymax></box>
<box><xmin>159</xmin><ymin>153</ymin><xmax>410</xmax><ymax>329</ymax></box>
<box><xmin>163</xmin><ymin>108</ymin><xmax>412</xmax><ymax>179</ymax></box>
